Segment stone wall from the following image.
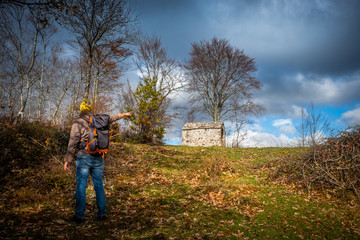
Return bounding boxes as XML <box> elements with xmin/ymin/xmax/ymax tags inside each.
<box><xmin>182</xmin><ymin>122</ymin><xmax>225</xmax><ymax>147</ymax></box>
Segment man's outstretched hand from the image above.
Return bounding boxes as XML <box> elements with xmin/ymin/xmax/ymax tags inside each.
<box><xmin>64</xmin><ymin>162</ymin><xmax>71</xmax><ymax>174</ymax></box>
<box><xmin>124</xmin><ymin>112</ymin><xmax>132</xmax><ymax>117</ymax></box>
<box><xmin>120</xmin><ymin>112</ymin><xmax>132</xmax><ymax>119</ymax></box>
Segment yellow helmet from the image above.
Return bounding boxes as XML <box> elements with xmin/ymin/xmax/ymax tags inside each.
<box><xmin>80</xmin><ymin>99</ymin><xmax>93</xmax><ymax>112</ymax></box>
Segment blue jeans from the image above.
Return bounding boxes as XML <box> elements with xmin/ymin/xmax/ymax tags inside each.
<box><xmin>75</xmin><ymin>154</ymin><xmax>106</xmax><ymax>219</ymax></box>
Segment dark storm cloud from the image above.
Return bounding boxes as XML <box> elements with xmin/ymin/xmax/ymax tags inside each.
<box><xmin>131</xmin><ymin>0</ymin><xmax>360</xmax><ymax>118</ymax></box>
<box><xmin>201</xmin><ymin>0</ymin><xmax>360</xmax><ymax>75</ymax></box>
<box><xmin>133</xmin><ymin>0</ymin><xmax>360</xmax><ymax>73</ymax></box>
<box><xmin>291</xmin><ymin>0</ymin><xmax>360</xmax><ymax>75</ymax></box>
<box><xmin>132</xmin><ymin>0</ymin><xmax>213</xmax><ymax>58</ymax></box>
<box><xmin>194</xmin><ymin>0</ymin><xmax>360</xmax><ymax>114</ymax></box>
<box><xmin>254</xmin><ymin>68</ymin><xmax>360</xmax><ymax>117</ymax></box>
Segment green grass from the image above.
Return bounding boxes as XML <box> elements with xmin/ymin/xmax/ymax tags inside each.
<box><xmin>1</xmin><ymin>144</ymin><xmax>359</xmax><ymax>239</ymax></box>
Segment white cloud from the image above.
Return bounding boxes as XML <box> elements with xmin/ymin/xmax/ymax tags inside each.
<box><xmin>294</xmin><ymin>74</ymin><xmax>340</xmax><ymax>103</ymax></box>
<box><xmin>256</xmin><ymin>72</ymin><xmax>360</xmax><ymax>117</ymax></box>
<box><xmin>164</xmin><ymin>137</ymin><xmax>182</xmax><ymax>145</ymax></box>
<box><xmin>290</xmin><ymin>105</ymin><xmax>307</xmax><ymax>118</ymax></box>
<box><xmin>250</xmin><ymin>123</ymin><xmax>263</xmax><ymax>132</ymax></box>
<box><xmin>226</xmin><ymin>119</ymin><xmax>299</xmax><ymax>147</ymax></box>
<box><xmin>340</xmin><ymin>107</ymin><xmax>360</xmax><ymax>125</ymax></box>
<box><xmin>292</xmin><ymin>73</ymin><xmax>360</xmax><ymax>106</ymax></box>
<box><xmin>273</xmin><ymin>118</ymin><xmax>292</xmax><ymax>127</ymax></box>
<box><xmin>272</xmin><ymin>118</ymin><xmax>296</xmax><ymax>135</ymax></box>
<box><xmin>279</xmin><ymin>125</ymin><xmax>296</xmax><ymax>135</ymax></box>
<box><xmin>227</xmin><ymin>130</ymin><xmax>298</xmax><ymax>147</ymax></box>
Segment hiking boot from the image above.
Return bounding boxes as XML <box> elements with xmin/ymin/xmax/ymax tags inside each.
<box><xmin>97</xmin><ymin>215</ymin><xmax>107</xmax><ymax>221</ymax></box>
<box><xmin>71</xmin><ymin>215</ymin><xmax>84</xmax><ymax>223</ymax></box>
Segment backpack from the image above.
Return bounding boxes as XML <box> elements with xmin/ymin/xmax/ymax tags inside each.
<box><xmin>81</xmin><ymin>114</ymin><xmax>111</xmax><ymax>157</ymax></box>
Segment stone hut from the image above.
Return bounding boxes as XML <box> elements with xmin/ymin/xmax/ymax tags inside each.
<box><xmin>182</xmin><ymin>122</ymin><xmax>226</xmax><ymax>147</ymax></box>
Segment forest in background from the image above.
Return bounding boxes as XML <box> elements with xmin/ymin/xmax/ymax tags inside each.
<box><xmin>0</xmin><ymin>0</ymin><xmax>139</xmax><ymax>126</ymax></box>
<box><xmin>0</xmin><ymin>0</ymin><xmax>269</xmax><ymax>146</ymax></box>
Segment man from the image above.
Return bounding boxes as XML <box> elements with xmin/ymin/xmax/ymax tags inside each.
<box><xmin>64</xmin><ymin>99</ymin><xmax>131</xmax><ymax>223</ymax></box>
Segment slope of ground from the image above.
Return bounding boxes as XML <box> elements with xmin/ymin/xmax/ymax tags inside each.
<box><xmin>1</xmin><ymin>143</ymin><xmax>359</xmax><ymax>239</ymax></box>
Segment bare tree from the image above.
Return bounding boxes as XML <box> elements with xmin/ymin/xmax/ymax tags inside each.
<box><xmin>45</xmin><ymin>54</ymin><xmax>79</xmax><ymax>124</ymax></box>
<box><xmin>51</xmin><ymin>61</ymin><xmax>78</xmax><ymax>124</ymax></box>
<box><xmin>0</xmin><ymin>25</ymin><xmax>13</xmax><ymax>117</ymax></box>
<box><xmin>59</xmin><ymin>0</ymin><xmax>138</xmax><ymax>99</ymax></box>
<box><xmin>228</xmin><ymin>109</ymin><xmax>247</xmax><ymax>148</ymax></box>
<box><xmin>36</xmin><ymin>19</ymin><xmax>57</xmax><ymax>121</ymax></box>
<box><xmin>296</xmin><ymin>103</ymin><xmax>330</xmax><ymax>147</ymax></box>
<box><xmin>0</xmin><ymin>0</ymin><xmax>64</xmax><ymax>8</ymax></box>
<box><xmin>135</xmin><ymin>35</ymin><xmax>185</xmax><ymax>99</ymax></box>
<box><xmin>65</xmin><ymin>58</ymin><xmax>85</xmax><ymax>123</ymax></box>
<box><xmin>91</xmin><ymin>41</ymin><xmax>131</xmax><ymax>110</ymax></box>
<box><xmin>297</xmin><ymin>105</ymin><xmax>308</xmax><ymax>147</ymax></box>
<box><xmin>132</xmin><ymin>35</ymin><xmax>185</xmax><ymax>129</ymax></box>
<box><xmin>184</xmin><ymin>37</ymin><xmax>263</xmax><ymax>123</ymax></box>
<box><xmin>0</xmin><ymin>4</ymin><xmax>43</xmax><ymax>122</ymax></box>
<box><xmin>306</xmin><ymin>103</ymin><xmax>330</xmax><ymax>147</ymax></box>
<box><xmin>226</xmin><ymin>97</ymin><xmax>263</xmax><ymax>147</ymax></box>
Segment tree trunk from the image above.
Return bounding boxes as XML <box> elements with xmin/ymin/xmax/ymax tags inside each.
<box><xmin>52</xmin><ymin>86</ymin><xmax>68</xmax><ymax>124</ymax></box>
<box><xmin>92</xmin><ymin>65</ymin><xmax>100</xmax><ymax>110</ymax></box>
<box><xmin>84</xmin><ymin>53</ymin><xmax>92</xmax><ymax>99</ymax></box>
<box><xmin>37</xmin><ymin>43</ymin><xmax>47</xmax><ymax>121</ymax></box>
<box><xmin>16</xmin><ymin>75</ymin><xmax>31</xmax><ymax>123</ymax></box>
<box><xmin>71</xmin><ymin>80</ymin><xmax>81</xmax><ymax>119</ymax></box>
<box><xmin>15</xmin><ymin>8</ymin><xmax>40</xmax><ymax>124</ymax></box>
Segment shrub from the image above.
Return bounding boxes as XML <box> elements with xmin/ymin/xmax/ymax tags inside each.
<box><xmin>0</xmin><ymin>121</ymin><xmax>69</xmax><ymax>177</ymax></box>
<box><xmin>125</xmin><ymin>77</ymin><xmax>166</xmax><ymax>144</ymax></box>
<box><xmin>271</xmin><ymin>125</ymin><xmax>360</xmax><ymax>200</ymax></box>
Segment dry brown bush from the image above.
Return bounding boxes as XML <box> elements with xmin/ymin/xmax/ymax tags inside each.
<box><xmin>270</xmin><ymin>125</ymin><xmax>360</xmax><ymax>200</ymax></box>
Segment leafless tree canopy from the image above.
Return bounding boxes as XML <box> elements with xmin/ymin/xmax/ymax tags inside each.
<box><xmin>119</xmin><ymin>36</ymin><xmax>183</xmax><ymax>139</ymax></box>
<box><xmin>1</xmin><ymin>0</ymin><xmax>59</xmax><ymax>7</ymax></box>
<box><xmin>0</xmin><ymin>3</ymin><xmax>43</xmax><ymax>122</ymax></box>
<box><xmin>59</xmin><ymin>0</ymin><xmax>138</xmax><ymax>99</ymax></box>
<box><xmin>135</xmin><ymin>35</ymin><xmax>185</xmax><ymax>99</ymax></box>
<box><xmin>184</xmin><ymin>37</ymin><xmax>263</xmax><ymax>122</ymax></box>
<box><xmin>0</xmin><ymin>1</ymin><xmax>138</xmax><ymax>124</ymax></box>
<box><xmin>296</xmin><ymin>103</ymin><xmax>331</xmax><ymax>147</ymax></box>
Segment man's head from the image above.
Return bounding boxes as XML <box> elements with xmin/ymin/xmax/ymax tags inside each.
<box><xmin>80</xmin><ymin>99</ymin><xmax>93</xmax><ymax>113</ymax></box>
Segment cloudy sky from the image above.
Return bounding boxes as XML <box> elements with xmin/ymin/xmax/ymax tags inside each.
<box><xmin>128</xmin><ymin>0</ymin><xmax>360</xmax><ymax>146</ymax></box>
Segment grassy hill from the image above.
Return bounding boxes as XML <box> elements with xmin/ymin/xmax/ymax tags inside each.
<box><xmin>1</xmin><ymin>135</ymin><xmax>360</xmax><ymax>239</ymax></box>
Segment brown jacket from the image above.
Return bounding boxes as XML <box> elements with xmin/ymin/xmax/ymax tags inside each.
<box><xmin>64</xmin><ymin>112</ymin><xmax>123</xmax><ymax>163</ymax></box>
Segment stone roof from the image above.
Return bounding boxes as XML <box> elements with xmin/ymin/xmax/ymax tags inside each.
<box><xmin>182</xmin><ymin>122</ymin><xmax>224</xmax><ymax>130</ymax></box>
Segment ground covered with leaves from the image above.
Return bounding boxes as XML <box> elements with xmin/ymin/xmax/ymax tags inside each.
<box><xmin>1</xmin><ymin>133</ymin><xmax>360</xmax><ymax>239</ymax></box>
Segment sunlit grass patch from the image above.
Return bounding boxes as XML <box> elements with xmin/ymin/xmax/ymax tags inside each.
<box><xmin>1</xmin><ymin>138</ymin><xmax>359</xmax><ymax>239</ymax></box>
